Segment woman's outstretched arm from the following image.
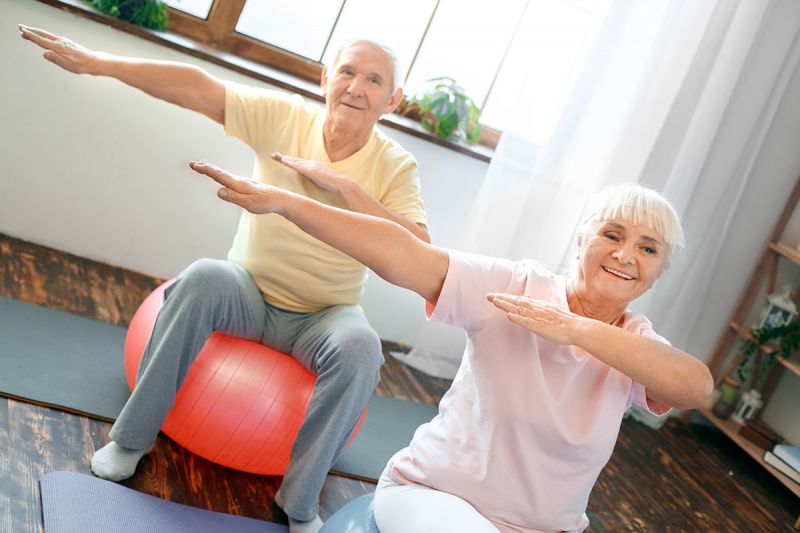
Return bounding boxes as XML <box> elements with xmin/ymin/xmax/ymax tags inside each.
<box><xmin>487</xmin><ymin>294</ymin><xmax>713</xmax><ymax>409</ymax></box>
<box><xmin>190</xmin><ymin>160</ymin><xmax>448</xmax><ymax>304</ymax></box>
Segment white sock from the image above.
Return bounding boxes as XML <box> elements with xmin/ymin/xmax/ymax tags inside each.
<box><xmin>288</xmin><ymin>515</ymin><xmax>324</xmax><ymax>533</ymax></box>
<box><xmin>90</xmin><ymin>441</ymin><xmax>151</xmax><ymax>482</ymax></box>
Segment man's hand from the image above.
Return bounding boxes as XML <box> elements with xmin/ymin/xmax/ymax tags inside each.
<box><xmin>19</xmin><ymin>25</ymin><xmax>100</xmax><ymax>75</ymax></box>
<box><xmin>271</xmin><ymin>152</ymin><xmax>430</xmax><ymax>243</ymax></box>
<box><xmin>271</xmin><ymin>152</ymin><xmax>350</xmax><ymax>193</ymax></box>
<box><xmin>189</xmin><ymin>160</ymin><xmax>289</xmax><ymax>215</ymax></box>
<box><xmin>487</xmin><ymin>293</ymin><xmax>584</xmax><ymax>345</ymax></box>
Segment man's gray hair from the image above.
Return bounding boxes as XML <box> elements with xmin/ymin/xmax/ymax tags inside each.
<box><xmin>327</xmin><ymin>39</ymin><xmax>404</xmax><ymax>93</ymax></box>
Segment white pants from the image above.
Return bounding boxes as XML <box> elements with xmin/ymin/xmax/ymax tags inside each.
<box><xmin>373</xmin><ymin>466</ymin><xmax>500</xmax><ymax>533</ymax></box>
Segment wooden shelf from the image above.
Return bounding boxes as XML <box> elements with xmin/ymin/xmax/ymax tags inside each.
<box><xmin>729</xmin><ymin>322</ymin><xmax>800</xmax><ymax>378</ymax></box>
<box><xmin>702</xmin><ymin>179</ymin><xmax>800</xmax><ymax>529</ymax></box>
<box><xmin>778</xmin><ymin>356</ymin><xmax>800</xmax><ymax>377</ymax></box>
<box><xmin>770</xmin><ymin>242</ymin><xmax>800</xmax><ymax>267</ymax></box>
<box><xmin>699</xmin><ymin>408</ymin><xmax>800</xmax><ymax>498</ymax></box>
<box><xmin>730</xmin><ymin>321</ymin><xmax>776</xmax><ymax>354</ymax></box>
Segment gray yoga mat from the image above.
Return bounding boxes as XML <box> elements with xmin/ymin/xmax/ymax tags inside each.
<box><xmin>40</xmin><ymin>471</ymin><xmax>288</xmax><ymax>532</ymax></box>
<box><xmin>333</xmin><ymin>394</ymin><xmax>438</xmax><ymax>480</ymax></box>
<box><xmin>0</xmin><ymin>296</ymin><xmax>439</xmax><ymax>481</ymax></box>
<box><xmin>0</xmin><ymin>296</ymin><xmax>130</xmax><ymax>420</ymax></box>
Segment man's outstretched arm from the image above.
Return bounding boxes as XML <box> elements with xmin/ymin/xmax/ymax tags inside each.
<box><xmin>19</xmin><ymin>25</ymin><xmax>225</xmax><ymax>124</ymax></box>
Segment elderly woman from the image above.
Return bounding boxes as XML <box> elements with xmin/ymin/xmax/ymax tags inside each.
<box><xmin>190</xmin><ymin>158</ymin><xmax>713</xmax><ymax>533</ymax></box>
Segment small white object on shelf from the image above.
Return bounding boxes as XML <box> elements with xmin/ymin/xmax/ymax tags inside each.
<box><xmin>758</xmin><ymin>285</ymin><xmax>797</xmax><ymax>329</ymax></box>
<box><xmin>731</xmin><ymin>389</ymin><xmax>763</xmax><ymax>424</ymax></box>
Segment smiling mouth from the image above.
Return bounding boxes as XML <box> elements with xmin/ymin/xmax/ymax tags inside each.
<box><xmin>602</xmin><ymin>266</ymin><xmax>635</xmax><ymax>280</ymax></box>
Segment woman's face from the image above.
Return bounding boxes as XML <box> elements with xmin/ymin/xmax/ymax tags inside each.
<box><xmin>577</xmin><ymin>218</ymin><xmax>669</xmax><ymax>305</ymax></box>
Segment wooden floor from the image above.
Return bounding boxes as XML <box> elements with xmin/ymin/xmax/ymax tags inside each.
<box><xmin>0</xmin><ymin>231</ymin><xmax>797</xmax><ymax>532</ymax></box>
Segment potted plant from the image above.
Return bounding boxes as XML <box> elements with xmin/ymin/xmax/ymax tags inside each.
<box><xmin>736</xmin><ymin>320</ymin><xmax>800</xmax><ymax>388</ymax></box>
<box><xmin>85</xmin><ymin>0</ymin><xmax>169</xmax><ymax>30</ymax></box>
<box><xmin>403</xmin><ymin>77</ymin><xmax>482</xmax><ymax>144</ymax></box>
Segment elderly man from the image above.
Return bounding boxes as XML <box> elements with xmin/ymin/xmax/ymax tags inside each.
<box><xmin>20</xmin><ymin>25</ymin><xmax>429</xmax><ymax>533</ymax></box>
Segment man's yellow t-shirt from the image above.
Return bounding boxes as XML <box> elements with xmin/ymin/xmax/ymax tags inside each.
<box><xmin>224</xmin><ymin>83</ymin><xmax>428</xmax><ymax>312</ymax></box>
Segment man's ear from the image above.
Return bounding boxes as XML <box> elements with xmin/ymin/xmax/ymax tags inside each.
<box><xmin>320</xmin><ymin>65</ymin><xmax>329</xmax><ymax>95</ymax></box>
<box><xmin>384</xmin><ymin>88</ymin><xmax>404</xmax><ymax>114</ymax></box>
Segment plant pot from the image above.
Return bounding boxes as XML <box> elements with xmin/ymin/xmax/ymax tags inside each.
<box><xmin>712</xmin><ymin>400</ymin><xmax>734</xmax><ymax>419</ymax></box>
<box><xmin>718</xmin><ymin>376</ymin><xmax>741</xmax><ymax>405</ymax></box>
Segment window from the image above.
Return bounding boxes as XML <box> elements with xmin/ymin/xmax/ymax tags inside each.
<box><xmin>235</xmin><ymin>0</ymin><xmax>343</xmax><ymax>60</ymax></box>
<box><xmin>131</xmin><ymin>0</ymin><xmax>612</xmax><ymax>146</ymax></box>
<box><xmin>163</xmin><ymin>0</ymin><xmax>213</xmax><ymax>19</ymax></box>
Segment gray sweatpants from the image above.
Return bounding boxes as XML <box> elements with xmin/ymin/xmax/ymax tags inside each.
<box><xmin>110</xmin><ymin>258</ymin><xmax>383</xmax><ymax>521</ymax></box>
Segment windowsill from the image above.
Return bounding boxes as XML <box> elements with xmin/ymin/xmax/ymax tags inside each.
<box><xmin>36</xmin><ymin>0</ymin><xmax>494</xmax><ymax>163</ymax></box>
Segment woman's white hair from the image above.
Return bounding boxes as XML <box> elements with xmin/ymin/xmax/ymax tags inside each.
<box><xmin>327</xmin><ymin>39</ymin><xmax>404</xmax><ymax>93</ymax></box>
<box><xmin>577</xmin><ymin>183</ymin><xmax>685</xmax><ymax>265</ymax></box>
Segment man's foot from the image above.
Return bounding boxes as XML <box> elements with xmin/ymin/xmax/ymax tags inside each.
<box><xmin>288</xmin><ymin>515</ymin><xmax>324</xmax><ymax>533</ymax></box>
<box><xmin>90</xmin><ymin>441</ymin><xmax>151</xmax><ymax>482</ymax></box>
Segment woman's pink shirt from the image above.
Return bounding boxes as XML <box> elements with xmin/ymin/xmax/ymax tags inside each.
<box><xmin>389</xmin><ymin>251</ymin><xmax>670</xmax><ymax>532</ymax></box>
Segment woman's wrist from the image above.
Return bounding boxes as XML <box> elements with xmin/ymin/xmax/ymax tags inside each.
<box><xmin>570</xmin><ymin>315</ymin><xmax>601</xmax><ymax>348</ymax></box>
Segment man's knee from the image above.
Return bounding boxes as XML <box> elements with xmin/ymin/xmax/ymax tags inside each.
<box><xmin>329</xmin><ymin>327</ymin><xmax>384</xmax><ymax>377</ymax></box>
<box><xmin>170</xmin><ymin>259</ymin><xmax>245</xmax><ymax>302</ymax></box>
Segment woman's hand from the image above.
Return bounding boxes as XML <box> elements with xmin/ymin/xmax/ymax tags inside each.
<box><xmin>189</xmin><ymin>160</ymin><xmax>288</xmax><ymax>214</ymax></box>
<box><xmin>487</xmin><ymin>293</ymin><xmax>584</xmax><ymax>345</ymax></box>
<box><xmin>271</xmin><ymin>152</ymin><xmax>350</xmax><ymax>193</ymax></box>
<box><xmin>19</xmin><ymin>25</ymin><xmax>101</xmax><ymax>75</ymax></box>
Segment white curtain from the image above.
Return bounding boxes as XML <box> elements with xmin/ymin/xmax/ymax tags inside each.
<box><xmin>395</xmin><ymin>0</ymin><xmax>800</xmax><ymax>381</ymax></box>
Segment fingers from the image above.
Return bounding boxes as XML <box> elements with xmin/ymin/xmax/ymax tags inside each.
<box><xmin>19</xmin><ymin>25</ymin><xmax>58</xmax><ymax>48</ymax></box>
<box><xmin>487</xmin><ymin>293</ymin><xmax>528</xmax><ymax>311</ymax></box>
<box><xmin>43</xmin><ymin>51</ymin><xmax>72</xmax><ymax>71</ymax></box>
<box><xmin>506</xmin><ymin>313</ymin><xmax>535</xmax><ymax>328</ymax></box>
<box><xmin>216</xmin><ymin>187</ymin><xmax>238</xmax><ymax>204</ymax></box>
<box><xmin>189</xmin><ymin>160</ymin><xmax>250</xmax><ymax>192</ymax></box>
<box><xmin>271</xmin><ymin>151</ymin><xmax>303</xmax><ymax>171</ymax></box>
<box><xmin>19</xmin><ymin>25</ymin><xmax>58</xmax><ymax>40</ymax></box>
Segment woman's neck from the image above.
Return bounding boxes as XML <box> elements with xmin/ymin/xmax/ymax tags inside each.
<box><xmin>566</xmin><ymin>278</ymin><xmax>626</xmax><ymax>325</ymax></box>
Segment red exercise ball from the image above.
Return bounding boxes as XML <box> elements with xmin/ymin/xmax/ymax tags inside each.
<box><xmin>124</xmin><ymin>281</ymin><xmax>365</xmax><ymax>475</ymax></box>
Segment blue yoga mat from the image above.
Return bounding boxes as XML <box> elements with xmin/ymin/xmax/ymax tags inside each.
<box><xmin>40</xmin><ymin>471</ymin><xmax>288</xmax><ymax>532</ymax></box>
<box><xmin>0</xmin><ymin>296</ymin><xmax>439</xmax><ymax>481</ymax></box>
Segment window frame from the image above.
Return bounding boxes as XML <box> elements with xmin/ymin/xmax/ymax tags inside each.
<box><xmin>166</xmin><ymin>0</ymin><xmax>325</xmax><ymax>84</ymax></box>
<box><xmin>37</xmin><ymin>0</ymin><xmax>498</xmax><ymax>161</ymax></box>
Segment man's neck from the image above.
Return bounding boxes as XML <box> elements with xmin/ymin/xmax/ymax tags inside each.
<box><xmin>323</xmin><ymin>121</ymin><xmax>371</xmax><ymax>162</ymax></box>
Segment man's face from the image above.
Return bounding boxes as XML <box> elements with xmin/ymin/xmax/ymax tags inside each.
<box><xmin>322</xmin><ymin>43</ymin><xmax>403</xmax><ymax>135</ymax></box>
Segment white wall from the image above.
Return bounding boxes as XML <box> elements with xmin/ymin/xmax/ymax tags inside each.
<box><xmin>0</xmin><ymin>0</ymin><xmax>488</xmax><ymax>345</ymax></box>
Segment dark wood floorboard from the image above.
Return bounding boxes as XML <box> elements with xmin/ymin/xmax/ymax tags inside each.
<box><xmin>0</xmin><ymin>231</ymin><xmax>797</xmax><ymax>531</ymax></box>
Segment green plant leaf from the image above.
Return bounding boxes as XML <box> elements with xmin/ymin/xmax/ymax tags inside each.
<box><xmin>408</xmin><ymin>76</ymin><xmax>482</xmax><ymax>143</ymax></box>
<box><xmin>85</xmin><ymin>0</ymin><xmax>168</xmax><ymax>30</ymax></box>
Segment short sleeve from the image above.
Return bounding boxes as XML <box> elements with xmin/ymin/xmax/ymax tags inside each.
<box><xmin>379</xmin><ymin>161</ymin><xmax>427</xmax><ymax>225</ymax></box>
<box><xmin>224</xmin><ymin>82</ymin><xmax>307</xmax><ymax>151</ymax></box>
<box><xmin>626</xmin><ymin>317</ymin><xmax>673</xmax><ymax>416</ymax></box>
<box><xmin>427</xmin><ymin>250</ymin><xmax>542</xmax><ymax>332</ymax></box>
